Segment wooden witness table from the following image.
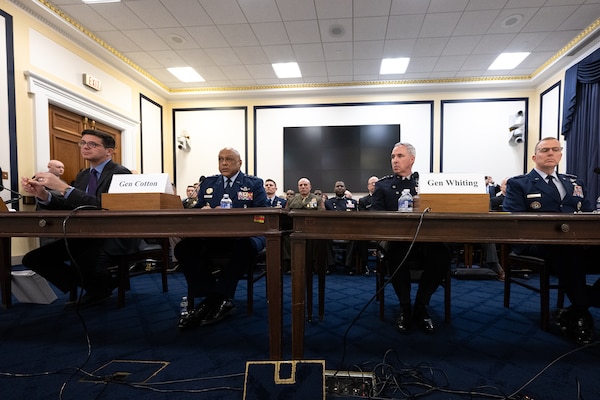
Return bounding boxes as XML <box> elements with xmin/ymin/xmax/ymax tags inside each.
<box><xmin>0</xmin><ymin>208</ymin><xmax>291</xmax><ymax>360</ymax></box>
<box><xmin>288</xmin><ymin>210</ymin><xmax>600</xmax><ymax>359</ymax></box>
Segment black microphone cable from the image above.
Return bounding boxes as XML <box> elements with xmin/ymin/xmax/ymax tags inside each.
<box><xmin>58</xmin><ymin>204</ymin><xmax>106</xmax><ymax>400</ymax></box>
<box><xmin>334</xmin><ymin>207</ymin><xmax>431</xmax><ymax>375</ymax></box>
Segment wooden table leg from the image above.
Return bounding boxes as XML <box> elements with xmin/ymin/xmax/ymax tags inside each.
<box><xmin>1</xmin><ymin>237</ymin><xmax>12</xmax><ymax>309</ymax></box>
<box><xmin>291</xmin><ymin>235</ymin><xmax>307</xmax><ymax>359</ymax></box>
<box><xmin>266</xmin><ymin>235</ymin><xmax>283</xmax><ymax>360</ymax></box>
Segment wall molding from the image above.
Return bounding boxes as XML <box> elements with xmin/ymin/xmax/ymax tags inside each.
<box><xmin>26</xmin><ymin>71</ymin><xmax>138</xmax><ymax>170</ymax></box>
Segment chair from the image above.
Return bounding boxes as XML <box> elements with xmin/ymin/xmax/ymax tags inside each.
<box><xmin>114</xmin><ymin>238</ymin><xmax>171</xmax><ymax>308</ymax></box>
<box><xmin>503</xmin><ymin>249</ymin><xmax>564</xmax><ymax>331</ymax></box>
<box><xmin>186</xmin><ymin>248</ymin><xmax>267</xmax><ymax>315</ymax></box>
<box><xmin>376</xmin><ymin>251</ymin><xmax>452</xmax><ymax>323</ymax></box>
<box><xmin>68</xmin><ymin>238</ymin><xmax>171</xmax><ymax>307</ymax></box>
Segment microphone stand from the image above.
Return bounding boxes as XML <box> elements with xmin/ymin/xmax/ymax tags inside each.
<box><xmin>1</xmin><ymin>185</ymin><xmax>23</xmax><ymax>205</ymax></box>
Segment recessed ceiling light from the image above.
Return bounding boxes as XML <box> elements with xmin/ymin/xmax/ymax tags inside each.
<box><xmin>501</xmin><ymin>14</ymin><xmax>523</xmax><ymax>29</ymax></box>
<box><xmin>272</xmin><ymin>62</ymin><xmax>302</xmax><ymax>79</ymax></box>
<box><xmin>169</xmin><ymin>34</ymin><xmax>186</xmax><ymax>45</ymax></box>
<box><xmin>329</xmin><ymin>24</ymin><xmax>345</xmax><ymax>38</ymax></box>
<box><xmin>488</xmin><ymin>52</ymin><xmax>530</xmax><ymax>70</ymax></box>
<box><xmin>380</xmin><ymin>58</ymin><xmax>410</xmax><ymax>74</ymax></box>
<box><xmin>82</xmin><ymin>0</ymin><xmax>121</xmax><ymax>3</ymax></box>
<box><xmin>167</xmin><ymin>67</ymin><xmax>204</xmax><ymax>82</ymax></box>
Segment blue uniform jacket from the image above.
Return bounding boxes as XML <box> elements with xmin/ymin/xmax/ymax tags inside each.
<box><xmin>325</xmin><ymin>196</ymin><xmax>358</xmax><ymax>211</ymax></box>
<box><xmin>268</xmin><ymin>195</ymin><xmax>287</xmax><ymax>208</ymax></box>
<box><xmin>371</xmin><ymin>174</ymin><xmax>417</xmax><ymax>211</ymax></box>
<box><xmin>195</xmin><ymin>172</ymin><xmax>267</xmax><ymax>209</ymax></box>
<box><xmin>195</xmin><ymin>171</ymin><xmax>267</xmax><ymax>250</ymax></box>
<box><xmin>503</xmin><ymin>169</ymin><xmax>592</xmax><ymax>213</ymax></box>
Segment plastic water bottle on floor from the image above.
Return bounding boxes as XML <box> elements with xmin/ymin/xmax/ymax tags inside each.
<box><xmin>180</xmin><ymin>296</ymin><xmax>188</xmax><ymax>316</ymax></box>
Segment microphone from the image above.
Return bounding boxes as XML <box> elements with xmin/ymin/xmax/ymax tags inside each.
<box><xmin>411</xmin><ymin>171</ymin><xmax>419</xmax><ymax>184</ymax></box>
<box><xmin>0</xmin><ymin>166</ymin><xmax>23</xmax><ymax>204</ymax></box>
<box><xmin>594</xmin><ymin>167</ymin><xmax>600</xmax><ymax>174</ymax></box>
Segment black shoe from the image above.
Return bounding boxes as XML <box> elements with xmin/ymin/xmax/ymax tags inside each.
<box><xmin>552</xmin><ymin>308</ymin><xmax>571</xmax><ymax>334</ymax></box>
<box><xmin>201</xmin><ymin>299</ymin><xmax>235</xmax><ymax>326</ymax></box>
<box><xmin>178</xmin><ymin>299</ymin><xmax>212</xmax><ymax>330</ymax></box>
<box><xmin>413</xmin><ymin>307</ymin><xmax>435</xmax><ymax>334</ymax></box>
<box><xmin>567</xmin><ymin>310</ymin><xmax>594</xmax><ymax>345</ymax></box>
<box><xmin>395</xmin><ymin>307</ymin><xmax>412</xmax><ymax>333</ymax></box>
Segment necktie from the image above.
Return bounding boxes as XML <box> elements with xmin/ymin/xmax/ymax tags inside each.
<box><xmin>87</xmin><ymin>168</ymin><xmax>98</xmax><ymax>195</ymax></box>
<box><xmin>225</xmin><ymin>178</ymin><xmax>233</xmax><ymax>196</ymax></box>
<box><xmin>547</xmin><ymin>175</ymin><xmax>561</xmax><ymax>199</ymax></box>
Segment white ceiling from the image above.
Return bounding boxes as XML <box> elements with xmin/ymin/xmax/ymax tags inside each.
<box><xmin>17</xmin><ymin>0</ymin><xmax>600</xmax><ymax>95</ymax></box>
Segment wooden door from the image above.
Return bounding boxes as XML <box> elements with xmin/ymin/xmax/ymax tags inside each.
<box><xmin>48</xmin><ymin>105</ymin><xmax>122</xmax><ymax>184</ymax></box>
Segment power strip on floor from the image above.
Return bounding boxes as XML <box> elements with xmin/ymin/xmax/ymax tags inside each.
<box><xmin>324</xmin><ymin>369</ymin><xmax>374</xmax><ymax>397</ymax></box>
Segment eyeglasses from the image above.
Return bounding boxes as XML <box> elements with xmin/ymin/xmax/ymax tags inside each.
<box><xmin>537</xmin><ymin>147</ymin><xmax>563</xmax><ymax>153</ymax></box>
<box><xmin>78</xmin><ymin>140</ymin><xmax>105</xmax><ymax>149</ymax></box>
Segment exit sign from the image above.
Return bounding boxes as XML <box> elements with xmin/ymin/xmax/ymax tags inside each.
<box><xmin>83</xmin><ymin>73</ymin><xmax>102</xmax><ymax>91</ymax></box>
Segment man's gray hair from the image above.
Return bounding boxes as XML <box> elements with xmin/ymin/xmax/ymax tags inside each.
<box><xmin>393</xmin><ymin>142</ymin><xmax>416</xmax><ymax>157</ymax></box>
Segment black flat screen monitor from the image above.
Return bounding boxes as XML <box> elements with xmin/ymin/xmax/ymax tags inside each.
<box><xmin>283</xmin><ymin>124</ymin><xmax>400</xmax><ymax>192</ymax></box>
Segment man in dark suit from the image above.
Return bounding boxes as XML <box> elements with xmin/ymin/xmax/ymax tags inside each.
<box><xmin>371</xmin><ymin>142</ymin><xmax>450</xmax><ymax>334</ymax></box>
<box><xmin>489</xmin><ymin>178</ymin><xmax>507</xmax><ymax>211</ymax></box>
<box><xmin>358</xmin><ymin>176</ymin><xmax>378</xmax><ymax>211</ymax></box>
<box><xmin>503</xmin><ymin>136</ymin><xmax>600</xmax><ymax>345</ymax></box>
<box><xmin>264</xmin><ymin>178</ymin><xmax>287</xmax><ymax>208</ymax></box>
<box><xmin>175</xmin><ymin>147</ymin><xmax>267</xmax><ymax>329</ymax></box>
<box><xmin>325</xmin><ymin>181</ymin><xmax>359</xmax><ymax>274</ymax></box>
<box><xmin>485</xmin><ymin>175</ymin><xmax>501</xmax><ymax>198</ymax></box>
<box><xmin>21</xmin><ymin>129</ymin><xmax>140</xmax><ymax>306</ymax></box>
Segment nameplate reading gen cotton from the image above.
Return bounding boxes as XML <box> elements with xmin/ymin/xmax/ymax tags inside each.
<box><xmin>418</xmin><ymin>173</ymin><xmax>486</xmax><ymax>194</ymax></box>
<box><xmin>108</xmin><ymin>173</ymin><xmax>173</xmax><ymax>194</ymax></box>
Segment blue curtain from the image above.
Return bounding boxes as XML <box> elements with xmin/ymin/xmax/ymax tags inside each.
<box><xmin>561</xmin><ymin>47</ymin><xmax>600</xmax><ymax>204</ymax></box>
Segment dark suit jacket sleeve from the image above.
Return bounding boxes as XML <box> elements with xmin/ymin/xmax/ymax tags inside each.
<box><xmin>45</xmin><ymin>160</ymin><xmax>131</xmax><ymax>210</ymax></box>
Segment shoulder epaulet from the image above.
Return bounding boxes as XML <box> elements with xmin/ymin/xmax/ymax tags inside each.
<box><xmin>378</xmin><ymin>174</ymin><xmax>394</xmax><ymax>181</ymax></box>
<box><xmin>244</xmin><ymin>174</ymin><xmax>261</xmax><ymax>180</ymax></box>
<box><xmin>563</xmin><ymin>173</ymin><xmax>577</xmax><ymax>179</ymax></box>
<box><xmin>509</xmin><ymin>174</ymin><xmax>526</xmax><ymax>180</ymax></box>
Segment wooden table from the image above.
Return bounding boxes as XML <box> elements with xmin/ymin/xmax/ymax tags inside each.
<box><xmin>288</xmin><ymin>210</ymin><xmax>600</xmax><ymax>359</ymax></box>
<box><xmin>0</xmin><ymin>208</ymin><xmax>291</xmax><ymax>360</ymax></box>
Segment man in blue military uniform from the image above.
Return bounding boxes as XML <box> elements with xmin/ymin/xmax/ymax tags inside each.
<box><xmin>175</xmin><ymin>147</ymin><xmax>267</xmax><ymax>329</ymax></box>
<box><xmin>371</xmin><ymin>142</ymin><xmax>450</xmax><ymax>334</ymax></box>
<box><xmin>264</xmin><ymin>178</ymin><xmax>287</xmax><ymax>208</ymax></box>
<box><xmin>503</xmin><ymin>137</ymin><xmax>600</xmax><ymax>345</ymax></box>
<box><xmin>325</xmin><ymin>181</ymin><xmax>359</xmax><ymax>274</ymax></box>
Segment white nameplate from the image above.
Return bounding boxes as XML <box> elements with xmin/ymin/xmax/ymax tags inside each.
<box><xmin>108</xmin><ymin>173</ymin><xmax>173</xmax><ymax>194</ymax></box>
<box><xmin>419</xmin><ymin>173</ymin><xmax>485</xmax><ymax>194</ymax></box>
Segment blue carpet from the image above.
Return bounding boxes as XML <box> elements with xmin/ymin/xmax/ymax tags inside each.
<box><xmin>0</xmin><ymin>268</ymin><xmax>599</xmax><ymax>399</ymax></box>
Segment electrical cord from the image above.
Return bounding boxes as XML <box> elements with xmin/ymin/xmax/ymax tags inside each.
<box><xmin>334</xmin><ymin>207</ymin><xmax>431</xmax><ymax>374</ymax></box>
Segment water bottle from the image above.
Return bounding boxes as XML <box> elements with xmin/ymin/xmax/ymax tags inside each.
<box><xmin>398</xmin><ymin>189</ymin><xmax>413</xmax><ymax>212</ymax></box>
<box><xmin>220</xmin><ymin>193</ymin><xmax>233</xmax><ymax>209</ymax></box>
<box><xmin>180</xmin><ymin>296</ymin><xmax>188</xmax><ymax>316</ymax></box>
<box><xmin>596</xmin><ymin>196</ymin><xmax>600</xmax><ymax>213</ymax></box>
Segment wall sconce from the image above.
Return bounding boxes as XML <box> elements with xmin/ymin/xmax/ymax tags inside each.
<box><xmin>508</xmin><ymin>110</ymin><xmax>524</xmax><ymax>146</ymax></box>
